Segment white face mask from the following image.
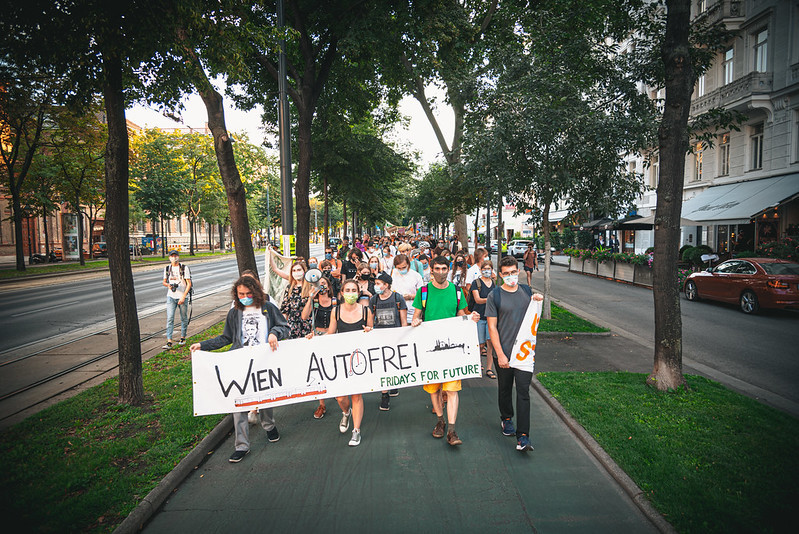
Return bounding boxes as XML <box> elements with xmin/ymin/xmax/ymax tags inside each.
<box><xmin>481</xmin><ymin>269</ymin><xmax>492</xmax><ymax>278</ymax></box>
<box><xmin>292</xmin><ymin>270</ymin><xmax>304</xmax><ymax>281</ymax></box>
<box><xmin>504</xmin><ymin>274</ymin><xmax>519</xmax><ymax>286</ymax></box>
<box><xmin>370</xmin><ymin>262</ymin><xmax>378</xmax><ymax>269</ymax></box>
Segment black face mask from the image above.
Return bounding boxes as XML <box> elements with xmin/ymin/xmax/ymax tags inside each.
<box><xmin>455</xmin><ymin>260</ymin><xmax>463</xmax><ymax>266</ymax></box>
<box><xmin>319</xmin><ymin>286</ymin><xmax>328</xmax><ymax>293</ymax></box>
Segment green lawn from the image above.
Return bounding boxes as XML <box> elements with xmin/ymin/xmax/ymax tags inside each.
<box><xmin>537</xmin><ymin>371</ymin><xmax>797</xmax><ymax>533</ymax></box>
<box><xmin>539</xmin><ymin>302</ymin><xmax>609</xmax><ymax>333</ymax></box>
<box><xmin>0</xmin><ymin>325</ymin><xmax>226</xmax><ymax>533</ymax></box>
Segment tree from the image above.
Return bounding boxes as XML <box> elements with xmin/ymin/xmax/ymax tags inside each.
<box><xmin>130</xmin><ymin>129</ymin><xmax>185</xmax><ymax>256</ymax></box>
<box><xmin>175</xmin><ymin>132</ymin><xmax>219</xmax><ymax>255</ymax></box>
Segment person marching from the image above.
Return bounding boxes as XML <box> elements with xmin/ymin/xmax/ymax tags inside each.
<box><xmin>301</xmin><ymin>274</ymin><xmax>336</xmax><ymax>420</ymax></box>
<box><xmin>470</xmin><ymin>259</ymin><xmax>497</xmax><ymax>379</ymax></box>
<box><xmin>308</xmin><ymin>279</ymin><xmax>374</xmax><ymax>447</ymax></box>
<box><xmin>411</xmin><ymin>255</ymin><xmax>480</xmax><ymax>447</ymax></box>
<box><xmin>369</xmin><ymin>272</ymin><xmax>408</xmax><ymax>410</ymax></box>
<box><xmin>485</xmin><ymin>255</ymin><xmax>544</xmax><ymax>453</ymax></box>
<box><xmin>190</xmin><ymin>275</ymin><xmax>290</xmax><ymax>463</ymax></box>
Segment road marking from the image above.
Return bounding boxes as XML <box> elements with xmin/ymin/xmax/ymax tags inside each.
<box><xmin>11</xmin><ymin>300</ymin><xmax>81</xmax><ymax>317</ymax></box>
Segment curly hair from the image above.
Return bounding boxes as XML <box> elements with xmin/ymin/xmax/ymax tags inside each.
<box><xmin>231</xmin><ymin>275</ymin><xmax>267</xmax><ymax>310</ymax></box>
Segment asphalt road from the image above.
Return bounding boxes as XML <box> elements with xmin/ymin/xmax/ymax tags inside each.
<box><xmin>531</xmin><ymin>263</ymin><xmax>799</xmax><ymax>409</ymax></box>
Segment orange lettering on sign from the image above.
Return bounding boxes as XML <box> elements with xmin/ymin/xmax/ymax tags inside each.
<box><xmin>516</xmin><ymin>340</ymin><xmax>532</xmax><ymax>361</ymax></box>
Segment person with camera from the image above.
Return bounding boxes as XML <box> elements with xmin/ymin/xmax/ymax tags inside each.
<box><xmin>162</xmin><ymin>250</ymin><xmax>192</xmax><ymax>349</ymax></box>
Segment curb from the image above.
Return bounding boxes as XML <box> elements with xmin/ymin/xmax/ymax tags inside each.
<box><xmin>113</xmin><ymin>414</ymin><xmax>233</xmax><ymax>534</ymax></box>
<box><xmin>531</xmin><ymin>377</ymin><xmax>677</xmax><ymax>534</ymax></box>
<box><xmin>537</xmin><ymin>330</ymin><xmax>611</xmax><ymax>337</ymax></box>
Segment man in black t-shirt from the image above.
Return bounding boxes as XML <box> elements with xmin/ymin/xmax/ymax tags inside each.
<box><xmin>369</xmin><ymin>272</ymin><xmax>407</xmax><ymax>410</ymax></box>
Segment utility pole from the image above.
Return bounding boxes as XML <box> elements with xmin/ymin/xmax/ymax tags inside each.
<box><xmin>277</xmin><ymin>0</ymin><xmax>293</xmax><ymax>257</ymax></box>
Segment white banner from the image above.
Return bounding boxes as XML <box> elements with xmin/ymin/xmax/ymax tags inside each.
<box><xmin>192</xmin><ymin>316</ymin><xmax>481</xmax><ymax>416</ymax></box>
<box><xmin>508</xmin><ymin>299</ymin><xmax>542</xmax><ymax>373</ymax></box>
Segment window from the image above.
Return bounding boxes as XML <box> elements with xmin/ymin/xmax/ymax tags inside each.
<box><xmin>629</xmin><ymin>161</ymin><xmax>636</xmax><ymax>174</ymax></box>
<box><xmin>719</xmin><ymin>133</ymin><xmax>730</xmax><ymax>176</ymax></box>
<box><xmin>723</xmin><ymin>47</ymin><xmax>734</xmax><ymax>85</ymax></box>
<box><xmin>697</xmin><ymin>0</ymin><xmax>707</xmax><ymax>14</ymax></box>
<box><xmin>694</xmin><ymin>142</ymin><xmax>704</xmax><ymax>181</ymax></box>
<box><xmin>753</xmin><ymin>29</ymin><xmax>768</xmax><ymax>72</ymax></box>
<box><xmin>751</xmin><ymin>123</ymin><xmax>764</xmax><ymax>170</ymax></box>
<box><xmin>650</xmin><ymin>154</ymin><xmax>659</xmax><ymax>188</ymax></box>
<box><xmin>697</xmin><ymin>74</ymin><xmax>705</xmax><ymax>97</ymax></box>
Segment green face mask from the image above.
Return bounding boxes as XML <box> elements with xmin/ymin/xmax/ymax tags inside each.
<box><xmin>343</xmin><ymin>293</ymin><xmax>359</xmax><ymax>305</ymax></box>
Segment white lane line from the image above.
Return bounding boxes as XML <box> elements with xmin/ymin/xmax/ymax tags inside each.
<box><xmin>11</xmin><ymin>300</ymin><xmax>81</xmax><ymax>318</ymax></box>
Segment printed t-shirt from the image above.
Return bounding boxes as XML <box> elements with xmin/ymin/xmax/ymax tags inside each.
<box><xmin>412</xmin><ymin>282</ymin><xmax>467</xmax><ymax>322</ymax></box>
<box><xmin>485</xmin><ymin>286</ymin><xmax>530</xmax><ymax>356</ymax></box>
<box><xmin>241</xmin><ymin>306</ymin><xmax>267</xmax><ymax>346</ymax></box>
<box><xmin>165</xmin><ymin>264</ymin><xmax>191</xmax><ymax>299</ymax></box>
<box><xmin>371</xmin><ymin>292</ymin><xmax>407</xmax><ymax>328</ymax></box>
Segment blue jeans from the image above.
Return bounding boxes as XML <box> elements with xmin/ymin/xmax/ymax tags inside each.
<box><xmin>166</xmin><ymin>296</ymin><xmax>188</xmax><ymax>341</ymax></box>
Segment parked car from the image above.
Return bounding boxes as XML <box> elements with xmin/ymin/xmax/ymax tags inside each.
<box><xmin>508</xmin><ymin>240</ymin><xmax>535</xmax><ymax>258</ymax></box>
<box><xmin>489</xmin><ymin>240</ymin><xmax>508</xmax><ymax>254</ymax></box>
<box><xmin>683</xmin><ymin>258</ymin><xmax>799</xmax><ymax>314</ymax></box>
<box><xmin>92</xmin><ymin>242</ymin><xmax>108</xmax><ymax>258</ymax></box>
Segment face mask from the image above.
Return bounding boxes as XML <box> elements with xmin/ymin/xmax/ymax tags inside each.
<box><xmin>325</xmin><ymin>253</ymin><xmax>332</xmax><ymax>260</ymax></box>
<box><xmin>455</xmin><ymin>260</ymin><xmax>463</xmax><ymax>266</ymax></box>
<box><xmin>239</xmin><ymin>297</ymin><xmax>254</xmax><ymax>306</ymax></box>
<box><xmin>432</xmin><ymin>272</ymin><xmax>447</xmax><ymax>284</ymax></box>
<box><xmin>504</xmin><ymin>274</ymin><xmax>519</xmax><ymax>286</ymax></box>
<box><xmin>482</xmin><ymin>269</ymin><xmax>492</xmax><ymax>278</ymax></box>
<box><xmin>343</xmin><ymin>293</ymin><xmax>358</xmax><ymax>305</ymax></box>
<box><xmin>309</xmin><ymin>263</ymin><xmax>318</xmax><ymax>269</ymax></box>
<box><xmin>374</xmin><ymin>286</ymin><xmax>384</xmax><ymax>295</ymax></box>
<box><xmin>319</xmin><ymin>286</ymin><xmax>328</xmax><ymax>293</ymax></box>
<box><xmin>323</xmin><ymin>269</ymin><xmax>332</xmax><ymax>276</ymax></box>
<box><xmin>369</xmin><ymin>262</ymin><xmax>378</xmax><ymax>269</ymax></box>
<box><xmin>421</xmin><ymin>264</ymin><xmax>429</xmax><ymax>270</ymax></box>
<box><xmin>292</xmin><ymin>271</ymin><xmax>304</xmax><ymax>281</ymax></box>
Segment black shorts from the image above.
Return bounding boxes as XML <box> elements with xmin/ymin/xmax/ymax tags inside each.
<box><xmin>524</xmin><ymin>265</ymin><xmax>535</xmax><ymax>272</ymax></box>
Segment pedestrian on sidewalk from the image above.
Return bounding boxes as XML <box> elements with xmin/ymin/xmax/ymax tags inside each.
<box><xmin>523</xmin><ymin>243</ymin><xmax>538</xmax><ymax>285</ymax></box>
<box><xmin>369</xmin><ymin>272</ymin><xmax>408</xmax><ymax>410</ymax></box>
<box><xmin>162</xmin><ymin>250</ymin><xmax>192</xmax><ymax>349</ymax></box>
<box><xmin>411</xmin><ymin>255</ymin><xmax>480</xmax><ymax>447</ymax></box>
<box><xmin>486</xmin><ymin>255</ymin><xmax>543</xmax><ymax>453</ymax></box>
<box><xmin>190</xmin><ymin>275</ymin><xmax>290</xmax><ymax>463</ymax></box>
<box><xmin>308</xmin><ymin>279</ymin><xmax>374</xmax><ymax>447</ymax></box>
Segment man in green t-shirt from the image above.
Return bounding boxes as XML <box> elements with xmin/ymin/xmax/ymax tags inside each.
<box><xmin>412</xmin><ymin>255</ymin><xmax>479</xmax><ymax>446</ymax></box>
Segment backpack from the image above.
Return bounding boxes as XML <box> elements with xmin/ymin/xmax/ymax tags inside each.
<box><xmin>165</xmin><ymin>263</ymin><xmax>194</xmax><ymax>300</ymax></box>
<box><xmin>419</xmin><ymin>282</ymin><xmax>462</xmax><ymax>321</ymax></box>
<box><xmin>490</xmin><ymin>284</ymin><xmax>532</xmax><ymax>313</ymax></box>
<box><xmin>467</xmin><ymin>278</ymin><xmax>482</xmax><ymax>312</ymax></box>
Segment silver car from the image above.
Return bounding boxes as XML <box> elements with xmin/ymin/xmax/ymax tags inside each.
<box><xmin>508</xmin><ymin>240</ymin><xmax>535</xmax><ymax>258</ymax></box>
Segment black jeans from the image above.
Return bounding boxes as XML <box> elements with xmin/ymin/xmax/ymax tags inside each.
<box><xmin>494</xmin><ymin>358</ymin><xmax>533</xmax><ymax>437</ymax></box>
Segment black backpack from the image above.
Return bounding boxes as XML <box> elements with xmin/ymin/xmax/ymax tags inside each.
<box><xmin>165</xmin><ymin>263</ymin><xmax>194</xmax><ymax>300</ymax></box>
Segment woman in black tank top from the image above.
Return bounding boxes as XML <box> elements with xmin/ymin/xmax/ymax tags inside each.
<box><xmin>326</xmin><ymin>279</ymin><xmax>373</xmax><ymax>447</ymax></box>
<box><xmin>301</xmin><ymin>277</ymin><xmax>337</xmax><ymax>420</ymax></box>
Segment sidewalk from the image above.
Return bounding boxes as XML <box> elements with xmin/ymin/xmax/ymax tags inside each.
<box><xmin>136</xmin><ymin>332</ymin><xmax>668</xmax><ymax>534</ymax></box>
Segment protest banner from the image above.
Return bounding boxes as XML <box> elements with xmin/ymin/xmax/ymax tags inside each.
<box><xmin>264</xmin><ymin>247</ymin><xmax>291</xmax><ymax>306</ymax></box>
<box><xmin>508</xmin><ymin>298</ymin><xmax>542</xmax><ymax>373</ymax></box>
<box><xmin>192</xmin><ymin>316</ymin><xmax>480</xmax><ymax>416</ymax></box>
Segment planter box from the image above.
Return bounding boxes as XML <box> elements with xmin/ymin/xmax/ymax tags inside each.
<box><xmin>614</xmin><ymin>262</ymin><xmax>635</xmax><ymax>282</ymax></box>
<box><xmin>634</xmin><ymin>264</ymin><xmax>653</xmax><ymax>286</ymax></box>
<box><xmin>583</xmin><ymin>259</ymin><xmax>598</xmax><ymax>275</ymax></box>
<box><xmin>597</xmin><ymin>260</ymin><xmax>615</xmax><ymax>278</ymax></box>
<box><xmin>569</xmin><ymin>258</ymin><xmax>583</xmax><ymax>273</ymax></box>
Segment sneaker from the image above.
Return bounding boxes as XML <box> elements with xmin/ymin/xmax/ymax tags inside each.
<box><xmin>178</xmin><ymin>338</ymin><xmax>186</xmax><ymax>345</ymax></box>
<box><xmin>516</xmin><ymin>434</ymin><xmax>534</xmax><ymax>452</ymax></box>
<box><xmin>348</xmin><ymin>429</ymin><xmax>361</xmax><ymax>447</ymax></box>
<box><xmin>379</xmin><ymin>393</ymin><xmax>390</xmax><ymax>411</ymax></box>
<box><xmin>162</xmin><ymin>341</ymin><xmax>173</xmax><ymax>350</ymax></box>
<box><xmin>248</xmin><ymin>410</ymin><xmax>258</xmax><ymax>425</ymax></box>
<box><xmin>432</xmin><ymin>420</ymin><xmax>446</xmax><ymax>439</ymax></box>
<box><xmin>313</xmin><ymin>404</ymin><xmax>326</xmax><ymax>419</ymax></box>
<box><xmin>389</xmin><ymin>389</ymin><xmax>399</xmax><ymax>397</ymax></box>
<box><xmin>501</xmin><ymin>418</ymin><xmax>516</xmax><ymax>436</ymax></box>
<box><xmin>339</xmin><ymin>409</ymin><xmax>351</xmax><ymax>433</ymax></box>
<box><xmin>266</xmin><ymin>427</ymin><xmax>280</xmax><ymax>442</ymax></box>
<box><xmin>229</xmin><ymin>450</ymin><xmax>248</xmax><ymax>463</ymax></box>
<box><xmin>446</xmin><ymin>431</ymin><xmax>462</xmax><ymax>446</ymax></box>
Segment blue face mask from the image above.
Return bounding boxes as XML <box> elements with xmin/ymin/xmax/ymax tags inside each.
<box><xmin>309</xmin><ymin>263</ymin><xmax>318</xmax><ymax>269</ymax></box>
<box><xmin>374</xmin><ymin>286</ymin><xmax>384</xmax><ymax>295</ymax></box>
<box><xmin>325</xmin><ymin>253</ymin><xmax>332</xmax><ymax>260</ymax></box>
<box><xmin>239</xmin><ymin>297</ymin><xmax>254</xmax><ymax>306</ymax></box>
<box><xmin>399</xmin><ymin>268</ymin><xmax>409</xmax><ymax>275</ymax></box>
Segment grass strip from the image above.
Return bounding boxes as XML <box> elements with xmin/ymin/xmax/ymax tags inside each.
<box><xmin>538</xmin><ymin>302</ymin><xmax>608</xmax><ymax>333</ymax></box>
<box><xmin>537</xmin><ymin>371</ymin><xmax>797</xmax><ymax>533</ymax></box>
<box><xmin>0</xmin><ymin>324</ymin><xmax>226</xmax><ymax>533</ymax></box>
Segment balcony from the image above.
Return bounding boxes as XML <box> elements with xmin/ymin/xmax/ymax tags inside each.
<box><xmin>694</xmin><ymin>0</ymin><xmax>745</xmax><ymax>29</ymax></box>
<box><xmin>691</xmin><ymin>72</ymin><xmax>773</xmax><ymax>117</ymax></box>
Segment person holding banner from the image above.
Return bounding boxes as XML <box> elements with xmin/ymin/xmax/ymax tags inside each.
<box><xmin>485</xmin><ymin>256</ymin><xmax>544</xmax><ymax>453</ymax></box>
<box><xmin>301</xmin><ymin>275</ymin><xmax>336</xmax><ymax>420</ymax></box>
<box><xmin>277</xmin><ymin>260</ymin><xmax>313</xmax><ymax>339</ymax></box>
<box><xmin>411</xmin><ymin>255</ymin><xmax>479</xmax><ymax>447</ymax></box>
<box><xmin>190</xmin><ymin>275</ymin><xmax>290</xmax><ymax>463</ymax></box>
<box><xmin>369</xmin><ymin>272</ymin><xmax>408</xmax><ymax>410</ymax></box>
<box><xmin>309</xmin><ymin>279</ymin><xmax>374</xmax><ymax>447</ymax></box>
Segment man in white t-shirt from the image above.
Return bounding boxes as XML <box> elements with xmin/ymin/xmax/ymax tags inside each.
<box><xmin>465</xmin><ymin>247</ymin><xmax>490</xmax><ymax>285</ymax></box>
<box><xmin>389</xmin><ymin>254</ymin><xmax>424</xmax><ymax>323</ymax></box>
<box><xmin>162</xmin><ymin>250</ymin><xmax>192</xmax><ymax>349</ymax></box>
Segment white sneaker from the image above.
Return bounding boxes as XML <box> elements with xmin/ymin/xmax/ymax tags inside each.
<box><xmin>348</xmin><ymin>429</ymin><xmax>361</xmax><ymax>447</ymax></box>
<box><xmin>248</xmin><ymin>410</ymin><xmax>258</xmax><ymax>425</ymax></box>
<box><xmin>339</xmin><ymin>409</ymin><xmax>351</xmax><ymax>433</ymax></box>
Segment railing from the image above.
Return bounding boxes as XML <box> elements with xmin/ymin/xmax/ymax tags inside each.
<box><xmin>691</xmin><ymin>72</ymin><xmax>773</xmax><ymax>116</ymax></box>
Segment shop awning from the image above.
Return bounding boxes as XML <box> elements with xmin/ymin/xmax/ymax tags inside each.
<box><xmin>619</xmin><ymin>214</ymin><xmax>700</xmax><ymax>230</ymax></box>
<box><xmin>681</xmin><ymin>174</ymin><xmax>799</xmax><ymax>225</ymax></box>
<box><xmin>574</xmin><ymin>218</ymin><xmax>615</xmax><ymax>230</ymax></box>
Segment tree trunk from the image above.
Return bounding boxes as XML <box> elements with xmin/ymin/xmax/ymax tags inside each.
<box><xmin>485</xmin><ymin>198</ymin><xmax>491</xmax><ymax>255</ymax></box>
<box><xmin>218</xmin><ymin>222</ymin><xmax>225</xmax><ymax>251</ymax></box>
<box><xmin>294</xmin><ymin>108</ymin><xmax>313</xmax><ymax>260</ymax></box>
<box><xmin>541</xmin><ymin>203</ymin><xmax>552</xmax><ymax>320</ymax></box>
<box><xmin>12</xmin><ymin>196</ymin><xmax>25</xmax><ymax>271</ymax></box>
<box><xmin>198</xmin><ymin>86</ymin><xmax>257</xmax><ymax>276</ymax></box>
<box><xmin>497</xmin><ymin>199</ymin><xmax>503</xmax><ymax>261</ymax></box>
<box><xmin>76</xmin><ymin>194</ymin><xmax>85</xmax><ymax>266</ymax></box>
<box><xmin>103</xmin><ymin>51</ymin><xmax>143</xmax><ymax>405</ymax></box>
<box><xmin>43</xmin><ymin>211</ymin><xmax>50</xmax><ymax>262</ymax></box>
<box><xmin>648</xmin><ymin>0</ymin><xmax>693</xmax><ymax>392</ymax></box>
<box><xmin>342</xmin><ymin>199</ymin><xmax>347</xmax><ymax>240</ymax></box>
<box><xmin>189</xmin><ymin>216</ymin><xmax>195</xmax><ymax>255</ymax></box>
<box><xmin>208</xmin><ymin>221</ymin><xmax>214</xmax><ymax>252</ymax></box>
<box><xmin>473</xmin><ymin>208</ymin><xmax>479</xmax><ymax>250</ymax></box>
